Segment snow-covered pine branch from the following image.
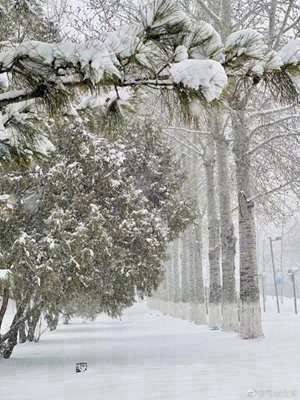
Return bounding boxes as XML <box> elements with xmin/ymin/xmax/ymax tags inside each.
<box><xmin>0</xmin><ymin>0</ymin><xmax>299</xmax><ymax>123</ymax></box>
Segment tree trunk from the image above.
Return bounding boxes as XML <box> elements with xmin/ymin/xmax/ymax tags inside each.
<box><xmin>165</xmin><ymin>243</ymin><xmax>176</xmax><ymax>316</ymax></box>
<box><xmin>63</xmin><ymin>313</ymin><xmax>71</xmax><ymax>325</ymax></box>
<box><xmin>45</xmin><ymin>311</ymin><xmax>59</xmax><ymax>331</ymax></box>
<box><xmin>220</xmin><ymin>0</ymin><xmax>233</xmax><ymax>40</ymax></box>
<box><xmin>0</xmin><ymin>286</ymin><xmax>9</xmax><ymax>332</ymax></box>
<box><xmin>27</xmin><ymin>308</ymin><xmax>42</xmax><ymax>342</ymax></box>
<box><xmin>232</xmin><ymin>110</ymin><xmax>263</xmax><ymax>339</ymax></box>
<box><xmin>0</xmin><ymin>326</ymin><xmax>18</xmax><ymax>359</ymax></box>
<box><xmin>179</xmin><ymin>152</ymin><xmax>193</xmax><ymax>320</ymax></box>
<box><xmin>0</xmin><ymin>296</ymin><xmax>28</xmax><ymax>359</ymax></box>
<box><xmin>191</xmin><ymin>220</ymin><xmax>206</xmax><ymax>324</ymax></box>
<box><xmin>268</xmin><ymin>0</ymin><xmax>278</xmax><ymax>48</ymax></box>
<box><xmin>204</xmin><ymin>138</ymin><xmax>222</xmax><ymax>329</ymax></box>
<box><xmin>172</xmin><ymin>238</ymin><xmax>181</xmax><ymax>317</ymax></box>
<box><xmin>15</xmin><ymin>300</ymin><xmax>27</xmax><ymax>343</ymax></box>
<box><xmin>190</xmin><ymin>132</ymin><xmax>206</xmax><ymax>325</ymax></box>
<box><xmin>180</xmin><ymin>231</ymin><xmax>192</xmax><ymax>320</ymax></box>
<box><xmin>166</xmin><ymin>249</ymin><xmax>171</xmax><ymax>314</ymax></box>
<box><xmin>216</xmin><ymin>137</ymin><xmax>238</xmax><ymax>331</ymax></box>
<box><xmin>18</xmin><ymin>321</ymin><xmax>27</xmax><ymax>343</ymax></box>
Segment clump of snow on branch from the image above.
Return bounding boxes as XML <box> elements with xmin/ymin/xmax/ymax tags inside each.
<box><xmin>262</xmin><ymin>50</ymin><xmax>283</xmax><ymax>71</ymax></box>
<box><xmin>279</xmin><ymin>39</ymin><xmax>300</xmax><ymax>93</ymax></box>
<box><xmin>79</xmin><ymin>88</ymin><xmax>133</xmax><ymax>110</ymax></box>
<box><xmin>280</xmin><ymin>39</ymin><xmax>300</xmax><ymax>66</ymax></box>
<box><xmin>0</xmin><ymin>104</ymin><xmax>54</xmax><ymax>158</ymax></box>
<box><xmin>0</xmin><ymin>41</ymin><xmax>121</xmax><ymax>85</ymax></box>
<box><xmin>174</xmin><ymin>45</ymin><xmax>188</xmax><ymax>62</ymax></box>
<box><xmin>185</xmin><ymin>21</ymin><xmax>223</xmax><ymax>61</ymax></box>
<box><xmin>169</xmin><ymin>59</ymin><xmax>228</xmax><ymax>102</ymax></box>
<box><xmin>0</xmin><ymin>269</ymin><xmax>10</xmax><ymax>281</ymax></box>
<box><xmin>225</xmin><ymin>29</ymin><xmax>267</xmax><ymax>61</ymax></box>
<box><xmin>0</xmin><ymin>73</ymin><xmax>9</xmax><ymax>90</ymax></box>
<box><xmin>34</xmin><ymin>135</ymin><xmax>56</xmax><ymax>156</ymax></box>
<box><xmin>139</xmin><ymin>0</ymin><xmax>189</xmax><ymax>34</ymax></box>
<box><xmin>0</xmin><ymin>113</ymin><xmax>5</xmax><ymax>138</ymax></box>
<box><xmin>223</xmin><ymin>29</ymin><xmax>288</xmax><ymax>77</ymax></box>
<box><xmin>103</xmin><ymin>25</ymin><xmax>142</xmax><ymax>59</ymax></box>
<box><xmin>252</xmin><ymin>51</ymin><xmax>283</xmax><ymax>76</ymax></box>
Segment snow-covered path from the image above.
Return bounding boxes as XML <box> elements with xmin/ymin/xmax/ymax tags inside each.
<box><xmin>1</xmin><ymin>300</ymin><xmax>299</xmax><ymax>400</ymax></box>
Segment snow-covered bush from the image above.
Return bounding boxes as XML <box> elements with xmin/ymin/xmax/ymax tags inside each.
<box><xmin>0</xmin><ymin>117</ymin><xmax>195</xmax><ymax>356</ymax></box>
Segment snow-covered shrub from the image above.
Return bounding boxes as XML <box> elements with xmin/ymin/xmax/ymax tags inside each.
<box><xmin>0</xmin><ymin>118</ymin><xmax>195</xmax><ymax>323</ymax></box>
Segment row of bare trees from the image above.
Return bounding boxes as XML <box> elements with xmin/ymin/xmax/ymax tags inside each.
<box><xmin>149</xmin><ymin>0</ymin><xmax>300</xmax><ymax>339</ymax></box>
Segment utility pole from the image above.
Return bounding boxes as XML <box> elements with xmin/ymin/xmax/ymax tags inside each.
<box><xmin>288</xmin><ymin>269</ymin><xmax>298</xmax><ymax>315</ymax></box>
<box><xmin>269</xmin><ymin>237</ymin><xmax>280</xmax><ymax>313</ymax></box>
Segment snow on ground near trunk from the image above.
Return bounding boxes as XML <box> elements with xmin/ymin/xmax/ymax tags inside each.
<box><xmin>1</xmin><ymin>298</ymin><xmax>299</xmax><ymax>400</ymax></box>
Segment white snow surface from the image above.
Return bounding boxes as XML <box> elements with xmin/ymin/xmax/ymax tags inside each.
<box><xmin>170</xmin><ymin>59</ymin><xmax>228</xmax><ymax>102</ymax></box>
<box><xmin>1</xmin><ymin>298</ymin><xmax>300</xmax><ymax>400</ymax></box>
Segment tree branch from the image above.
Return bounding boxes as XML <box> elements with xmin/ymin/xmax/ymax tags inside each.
<box><xmin>249</xmin><ymin>180</ymin><xmax>297</xmax><ymax>203</ymax></box>
<box><xmin>249</xmin><ymin>105</ymin><xmax>297</xmax><ymax>118</ymax></box>
<box><xmin>231</xmin><ymin>180</ymin><xmax>298</xmax><ymax>213</ymax></box>
<box><xmin>167</xmin><ymin>126</ymin><xmax>209</xmax><ymax>135</ymax></box>
<box><xmin>273</xmin><ymin>0</ymin><xmax>295</xmax><ymax>49</ymax></box>
<box><xmin>162</xmin><ymin>129</ymin><xmax>204</xmax><ymax>158</ymax></box>
<box><xmin>246</xmin><ymin>132</ymin><xmax>300</xmax><ymax>156</ymax></box>
<box><xmin>195</xmin><ymin>0</ymin><xmax>221</xmax><ymax>26</ymax></box>
<box><xmin>0</xmin><ymin>88</ymin><xmax>45</xmax><ymax>109</ymax></box>
<box><xmin>249</xmin><ymin>114</ymin><xmax>300</xmax><ymax>137</ymax></box>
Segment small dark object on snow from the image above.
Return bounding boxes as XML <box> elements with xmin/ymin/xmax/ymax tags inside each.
<box><xmin>76</xmin><ymin>362</ymin><xmax>88</xmax><ymax>373</ymax></box>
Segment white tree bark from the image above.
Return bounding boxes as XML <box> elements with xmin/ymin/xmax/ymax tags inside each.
<box><xmin>220</xmin><ymin>0</ymin><xmax>233</xmax><ymax>40</ymax></box>
<box><xmin>204</xmin><ymin>136</ymin><xmax>222</xmax><ymax>330</ymax></box>
<box><xmin>180</xmin><ymin>229</ymin><xmax>193</xmax><ymax>320</ymax></box>
<box><xmin>191</xmin><ymin>220</ymin><xmax>207</xmax><ymax>324</ymax></box>
<box><xmin>199</xmin><ymin>0</ymin><xmax>238</xmax><ymax>332</ymax></box>
<box><xmin>170</xmin><ymin>239</ymin><xmax>180</xmax><ymax>317</ymax></box>
<box><xmin>165</xmin><ymin>245</ymin><xmax>174</xmax><ymax>315</ymax></box>
<box><xmin>190</xmin><ymin>132</ymin><xmax>206</xmax><ymax>325</ymax></box>
<box><xmin>232</xmin><ymin>110</ymin><xmax>263</xmax><ymax>339</ymax></box>
<box><xmin>268</xmin><ymin>0</ymin><xmax>278</xmax><ymax>48</ymax></box>
<box><xmin>215</xmin><ymin>132</ymin><xmax>238</xmax><ymax>332</ymax></box>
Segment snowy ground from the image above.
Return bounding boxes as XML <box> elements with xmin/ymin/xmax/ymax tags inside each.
<box><xmin>1</xmin><ymin>298</ymin><xmax>299</xmax><ymax>400</ymax></box>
